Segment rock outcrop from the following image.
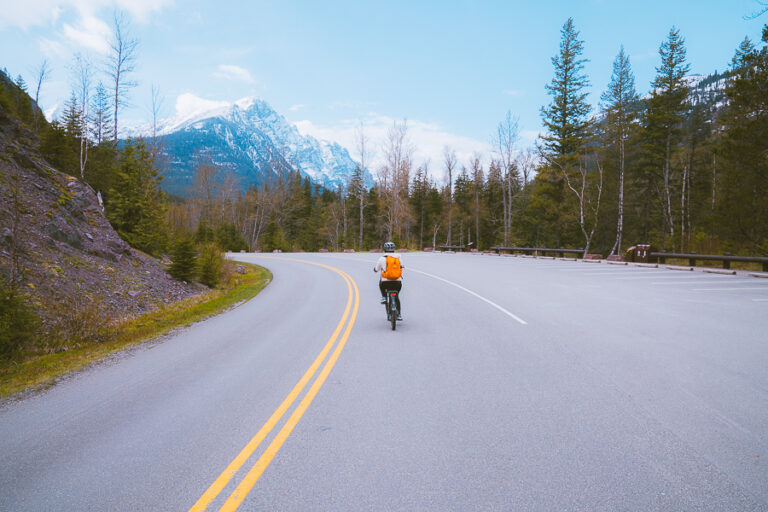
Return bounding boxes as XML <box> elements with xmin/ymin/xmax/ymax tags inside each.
<box><xmin>0</xmin><ymin>101</ymin><xmax>200</xmax><ymax>337</ymax></box>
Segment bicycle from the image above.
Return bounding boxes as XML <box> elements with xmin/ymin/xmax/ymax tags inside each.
<box><xmin>383</xmin><ymin>289</ymin><xmax>400</xmax><ymax>331</ymax></box>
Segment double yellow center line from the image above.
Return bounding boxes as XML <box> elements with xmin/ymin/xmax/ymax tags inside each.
<box><xmin>190</xmin><ymin>259</ymin><xmax>360</xmax><ymax>511</ymax></box>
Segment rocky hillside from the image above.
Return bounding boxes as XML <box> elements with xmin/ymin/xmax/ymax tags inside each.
<box><xmin>0</xmin><ymin>97</ymin><xmax>200</xmax><ymax>342</ymax></box>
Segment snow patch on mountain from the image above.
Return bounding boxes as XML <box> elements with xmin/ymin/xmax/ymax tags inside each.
<box><xmin>133</xmin><ymin>94</ymin><xmax>372</xmax><ymax>195</ymax></box>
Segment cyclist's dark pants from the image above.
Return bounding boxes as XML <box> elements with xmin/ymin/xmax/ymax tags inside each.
<box><xmin>379</xmin><ymin>280</ymin><xmax>402</xmax><ymax>312</ymax></box>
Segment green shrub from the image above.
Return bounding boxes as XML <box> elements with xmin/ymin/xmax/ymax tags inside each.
<box><xmin>197</xmin><ymin>243</ymin><xmax>223</xmax><ymax>288</ymax></box>
<box><xmin>168</xmin><ymin>236</ymin><xmax>197</xmax><ymax>282</ymax></box>
<box><xmin>194</xmin><ymin>222</ymin><xmax>215</xmax><ymax>244</ymax></box>
<box><xmin>0</xmin><ymin>280</ymin><xmax>39</xmax><ymax>358</ymax></box>
<box><xmin>45</xmin><ymin>292</ymin><xmax>108</xmax><ymax>347</ymax></box>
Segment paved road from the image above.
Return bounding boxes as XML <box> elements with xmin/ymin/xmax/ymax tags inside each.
<box><xmin>1</xmin><ymin>252</ymin><xmax>767</xmax><ymax>511</ymax></box>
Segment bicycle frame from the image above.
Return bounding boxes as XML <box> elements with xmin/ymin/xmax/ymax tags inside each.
<box><xmin>384</xmin><ymin>290</ymin><xmax>399</xmax><ymax>330</ymax></box>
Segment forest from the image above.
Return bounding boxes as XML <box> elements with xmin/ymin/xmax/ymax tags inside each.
<box><xmin>2</xmin><ymin>17</ymin><xmax>767</xmax><ymax>263</ymax></box>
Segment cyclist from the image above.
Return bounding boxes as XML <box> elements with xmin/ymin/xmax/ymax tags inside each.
<box><xmin>374</xmin><ymin>241</ymin><xmax>403</xmax><ymax>320</ymax></box>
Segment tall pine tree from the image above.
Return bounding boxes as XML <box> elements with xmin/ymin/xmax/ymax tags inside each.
<box><xmin>601</xmin><ymin>46</ymin><xmax>640</xmax><ymax>255</ymax></box>
<box><xmin>717</xmin><ymin>27</ymin><xmax>768</xmax><ymax>253</ymax></box>
<box><xmin>535</xmin><ymin>17</ymin><xmax>592</xmax><ymax>247</ymax></box>
<box><xmin>641</xmin><ymin>27</ymin><xmax>690</xmax><ymax>247</ymax></box>
<box><xmin>106</xmin><ymin>141</ymin><xmax>168</xmax><ymax>255</ymax></box>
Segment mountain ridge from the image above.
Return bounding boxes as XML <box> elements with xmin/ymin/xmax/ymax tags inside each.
<box><xmin>132</xmin><ymin>95</ymin><xmax>372</xmax><ymax>196</ymax></box>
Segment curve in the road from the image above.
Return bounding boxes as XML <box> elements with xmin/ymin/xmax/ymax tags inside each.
<box><xmin>190</xmin><ymin>258</ymin><xmax>359</xmax><ymax>512</ymax></box>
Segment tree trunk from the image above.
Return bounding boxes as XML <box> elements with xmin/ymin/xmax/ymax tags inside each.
<box><xmin>711</xmin><ymin>153</ymin><xmax>716</xmax><ymax>210</ymax></box>
<box><xmin>664</xmin><ymin>132</ymin><xmax>675</xmax><ymax>245</ymax></box>
<box><xmin>611</xmin><ymin>130</ymin><xmax>625</xmax><ymax>256</ymax></box>
<box><xmin>681</xmin><ymin>163</ymin><xmax>687</xmax><ymax>251</ymax></box>
<box><xmin>359</xmin><ymin>194</ymin><xmax>364</xmax><ymax>250</ymax></box>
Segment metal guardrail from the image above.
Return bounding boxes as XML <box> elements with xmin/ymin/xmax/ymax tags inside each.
<box><xmin>491</xmin><ymin>246</ymin><xmax>586</xmax><ymax>257</ymax></box>
<box><xmin>438</xmin><ymin>245</ymin><xmax>466</xmax><ymax>251</ymax></box>
<box><xmin>652</xmin><ymin>252</ymin><xmax>768</xmax><ymax>271</ymax></box>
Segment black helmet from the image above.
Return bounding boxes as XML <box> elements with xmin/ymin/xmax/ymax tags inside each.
<box><xmin>383</xmin><ymin>241</ymin><xmax>396</xmax><ymax>252</ymax></box>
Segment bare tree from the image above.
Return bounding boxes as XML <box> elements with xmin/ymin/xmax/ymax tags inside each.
<box><xmin>73</xmin><ymin>53</ymin><xmax>92</xmax><ymax>179</ymax></box>
<box><xmin>33</xmin><ymin>59</ymin><xmax>50</xmax><ymax>106</ymax></box>
<box><xmin>493</xmin><ymin>111</ymin><xmax>520</xmax><ymax>245</ymax></box>
<box><xmin>516</xmin><ymin>148</ymin><xmax>536</xmax><ymax>187</ymax></box>
<box><xmin>470</xmin><ymin>153</ymin><xmax>484</xmax><ymax>248</ymax></box>
<box><xmin>107</xmin><ymin>12</ymin><xmax>138</xmax><ymax>144</ymax></box>
<box><xmin>354</xmin><ymin>121</ymin><xmax>369</xmax><ymax>249</ymax></box>
<box><xmin>192</xmin><ymin>157</ymin><xmax>219</xmax><ymax>227</ymax></box>
<box><xmin>219</xmin><ymin>173</ymin><xmax>241</xmax><ymax>225</ymax></box>
<box><xmin>603</xmin><ymin>46</ymin><xmax>639</xmax><ymax>256</ymax></box>
<box><xmin>744</xmin><ymin>0</ymin><xmax>768</xmax><ymax>18</ymax></box>
<box><xmin>32</xmin><ymin>59</ymin><xmax>50</xmax><ymax>131</ymax></box>
<box><xmin>149</xmin><ymin>83</ymin><xmax>165</xmax><ymax>168</ymax></box>
<box><xmin>380</xmin><ymin>120</ymin><xmax>413</xmax><ymax>241</ymax></box>
<box><xmin>245</xmin><ymin>186</ymin><xmax>270</xmax><ymax>250</ymax></box>
<box><xmin>442</xmin><ymin>146</ymin><xmax>457</xmax><ymax>245</ymax></box>
<box><xmin>711</xmin><ymin>152</ymin><xmax>717</xmax><ymax>210</ymax></box>
<box><xmin>544</xmin><ymin>153</ymin><xmax>604</xmax><ymax>255</ymax></box>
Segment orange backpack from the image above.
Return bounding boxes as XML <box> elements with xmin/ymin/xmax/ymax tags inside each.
<box><xmin>381</xmin><ymin>255</ymin><xmax>402</xmax><ymax>280</ymax></box>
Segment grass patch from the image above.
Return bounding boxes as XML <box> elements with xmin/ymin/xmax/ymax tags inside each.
<box><xmin>0</xmin><ymin>263</ymin><xmax>272</xmax><ymax>400</ymax></box>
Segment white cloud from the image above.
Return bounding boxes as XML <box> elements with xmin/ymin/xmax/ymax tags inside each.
<box><xmin>113</xmin><ymin>0</ymin><xmax>174</xmax><ymax>23</ymax></box>
<box><xmin>502</xmin><ymin>89</ymin><xmax>523</xmax><ymax>96</ymax></box>
<box><xmin>289</xmin><ymin>104</ymin><xmax>305</xmax><ymax>111</ymax></box>
<box><xmin>0</xmin><ymin>0</ymin><xmax>172</xmax><ymax>29</ymax></box>
<box><xmin>174</xmin><ymin>93</ymin><xmax>230</xmax><ymax>119</ymax></box>
<box><xmin>38</xmin><ymin>37</ymin><xmax>67</xmax><ymax>58</ymax></box>
<box><xmin>0</xmin><ymin>0</ymin><xmax>62</xmax><ymax>29</ymax></box>
<box><xmin>295</xmin><ymin>114</ymin><xmax>493</xmax><ymax>184</ymax></box>
<box><xmin>520</xmin><ymin>129</ymin><xmax>541</xmax><ymax>148</ymax></box>
<box><xmin>214</xmin><ymin>64</ymin><xmax>256</xmax><ymax>83</ymax></box>
<box><xmin>62</xmin><ymin>14</ymin><xmax>111</xmax><ymax>54</ymax></box>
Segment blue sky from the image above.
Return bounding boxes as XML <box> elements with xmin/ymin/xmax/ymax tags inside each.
<box><xmin>1</xmin><ymin>0</ymin><xmax>766</xmax><ymax>173</ymax></box>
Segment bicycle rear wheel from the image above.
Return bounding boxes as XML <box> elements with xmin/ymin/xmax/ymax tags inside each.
<box><xmin>390</xmin><ymin>297</ymin><xmax>397</xmax><ymax>331</ymax></box>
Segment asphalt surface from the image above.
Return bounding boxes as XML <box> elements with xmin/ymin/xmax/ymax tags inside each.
<box><xmin>1</xmin><ymin>252</ymin><xmax>767</xmax><ymax>511</ymax></box>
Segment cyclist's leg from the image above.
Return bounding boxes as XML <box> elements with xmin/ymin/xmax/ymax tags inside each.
<box><xmin>379</xmin><ymin>279</ymin><xmax>386</xmax><ymax>302</ymax></box>
<box><xmin>393</xmin><ymin>281</ymin><xmax>402</xmax><ymax>312</ymax></box>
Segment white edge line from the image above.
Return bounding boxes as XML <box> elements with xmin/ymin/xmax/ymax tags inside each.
<box><xmin>408</xmin><ymin>267</ymin><xmax>527</xmax><ymax>325</ymax></box>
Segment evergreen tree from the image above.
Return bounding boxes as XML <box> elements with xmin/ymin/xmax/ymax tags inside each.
<box><xmin>409</xmin><ymin>165</ymin><xmax>430</xmax><ymax>249</ymax></box>
<box><xmin>0</xmin><ymin>279</ymin><xmax>39</xmax><ymax>358</ymax></box>
<box><xmin>717</xmin><ymin>28</ymin><xmax>768</xmax><ymax>252</ymax></box>
<box><xmin>197</xmin><ymin>242</ymin><xmax>223</xmax><ymax>288</ymax></box>
<box><xmin>91</xmin><ymin>81</ymin><xmax>113</xmax><ymax>145</ymax></box>
<box><xmin>62</xmin><ymin>92</ymin><xmax>83</xmax><ymax>137</ymax></box>
<box><xmin>12</xmin><ymin>74</ymin><xmax>33</xmax><ymax>123</ymax></box>
<box><xmin>167</xmin><ymin>236</ymin><xmax>197</xmax><ymax>282</ymax></box>
<box><xmin>215</xmin><ymin>223</ymin><xmax>248</xmax><ymax>252</ymax></box>
<box><xmin>426</xmin><ymin>184</ymin><xmax>444</xmax><ymax>249</ymax></box>
<box><xmin>540</xmin><ymin>17</ymin><xmax>592</xmax><ymax>161</ymax></box>
<box><xmin>14</xmin><ymin>75</ymin><xmax>27</xmax><ymax>92</ymax></box>
<box><xmin>535</xmin><ymin>17</ymin><xmax>592</xmax><ymax>247</ymax></box>
<box><xmin>601</xmin><ymin>46</ymin><xmax>640</xmax><ymax>255</ymax></box>
<box><xmin>641</xmin><ymin>27</ymin><xmax>690</xmax><ymax>247</ymax></box>
<box><xmin>194</xmin><ymin>221</ymin><xmax>215</xmax><ymax>244</ymax></box>
<box><xmin>453</xmin><ymin>166</ymin><xmax>472</xmax><ymax>246</ymax></box>
<box><xmin>106</xmin><ymin>141</ymin><xmax>168</xmax><ymax>255</ymax></box>
<box><xmin>40</xmin><ymin>121</ymin><xmax>79</xmax><ymax>176</ymax></box>
<box><xmin>348</xmin><ymin>165</ymin><xmax>366</xmax><ymax>249</ymax></box>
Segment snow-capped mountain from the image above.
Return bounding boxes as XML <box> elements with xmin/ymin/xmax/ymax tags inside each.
<box><xmin>140</xmin><ymin>95</ymin><xmax>372</xmax><ymax>197</ymax></box>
